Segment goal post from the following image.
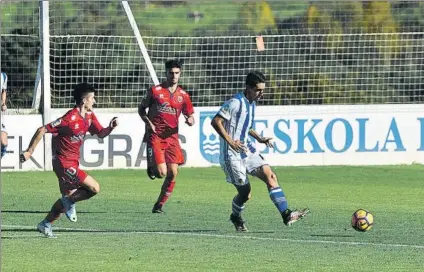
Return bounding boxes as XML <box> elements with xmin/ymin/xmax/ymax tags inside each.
<box><xmin>121</xmin><ymin>1</ymin><xmax>159</xmax><ymax>86</ymax></box>
<box><xmin>40</xmin><ymin>1</ymin><xmax>52</xmax><ymax>171</ymax></box>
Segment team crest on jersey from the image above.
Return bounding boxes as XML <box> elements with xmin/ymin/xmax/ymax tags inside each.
<box><xmin>51</xmin><ymin>118</ymin><xmax>62</xmax><ymax>128</ymax></box>
<box><xmin>173</xmin><ymin>95</ymin><xmax>183</xmax><ymax>104</ymax></box>
<box><xmin>199</xmin><ymin>111</ymin><xmax>220</xmax><ymax>164</ymax></box>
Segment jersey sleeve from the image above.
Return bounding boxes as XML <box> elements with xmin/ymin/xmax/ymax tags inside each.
<box><xmin>140</xmin><ymin>87</ymin><xmax>153</xmax><ymax>108</ymax></box>
<box><xmin>216</xmin><ymin>98</ymin><xmax>240</xmax><ymax>121</ymax></box>
<box><xmin>88</xmin><ymin>112</ymin><xmax>104</xmax><ymax>135</ymax></box>
<box><xmin>45</xmin><ymin>116</ymin><xmax>68</xmax><ymax>134</ymax></box>
<box><xmin>182</xmin><ymin>92</ymin><xmax>194</xmax><ymax>116</ymax></box>
<box><xmin>1</xmin><ymin>73</ymin><xmax>7</xmax><ymax>90</ymax></box>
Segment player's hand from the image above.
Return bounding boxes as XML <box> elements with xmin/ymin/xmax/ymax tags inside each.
<box><xmin>185</xmin><ymin>115</ymin><xmax>195</xmax><ymax>126</ymax></box>
<box><xmin>1</xmin><ymin>104</ymin><xmax>6</xmax><ymax>112</ymax></box>
<box><xmin>109</xmin><ymin>117</ymin><xmax>118</xmax><ymax>129</ymax></box>
<box><xmin>230</xmin><ymin>140</ymin><xmax>248</xmax><ymax>153</ymax></box>
<box><xmin>259</xmin><ymin>137</ymin><xmax>274</xmax><ymax>148</ymax></box>
<box><xmin>20</xmin><ymin>151</ymin><xmax>32</xmax><ymax>163</ymax></box>
<box><xmin>147</xmin><ymin>122</ymin><xmax>156</xmax><ymax>133</ymax></box>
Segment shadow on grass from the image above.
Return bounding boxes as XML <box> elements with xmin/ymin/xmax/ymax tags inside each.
<box><xmin>2</xmin><ymin>228</ymin><xmax>220</xmax><ymax>234</ymax></box>
<box><xmin>2</xmin><ymin>210</ymin><xmax>108</xmax><ymax>214</ymax></box>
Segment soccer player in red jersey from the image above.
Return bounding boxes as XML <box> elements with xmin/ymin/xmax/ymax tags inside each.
<box><xmin>139</xmin><ymin>59</ymin><xmax>195</xmax><ymax>213</ymax></box>
<box><xmin>20</xmin><ymin>83</ymin><xmax>118</xmax><ymax>238</ymax></box>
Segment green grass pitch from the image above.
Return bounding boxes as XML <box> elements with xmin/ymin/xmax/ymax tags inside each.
<box><xmin>2</xmin><ymin>166</ymin><xmax>424</xmax><ymax>271</ymax></box>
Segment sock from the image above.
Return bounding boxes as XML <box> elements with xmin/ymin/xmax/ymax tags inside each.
<box><xmin>1</xmin><ymin>144</ymin><xmax>7</xmax><ymax>158</ymax></box>
<box><xmin>68</xmin><ymin>187</ymin><xmax>96</xmax><ymax>203</ymax></box>
<box><xmin>157</xmin><ymin>179</ymin><xmax>176</xmax><ymax>207</ymax></box>
<box><xmin>269</xmin><ymin>187</ymin><xmax>288</xmax><ymax>214</ymax></box>
<box><xmin>231</xmin><ymin>195</ymin><xmax>245</xmax><ymax>217</ymax></box>
<box><xmin>45</xmin><ymin>199</ymin><xmax>65</xmax><ymax>223</ymax></box>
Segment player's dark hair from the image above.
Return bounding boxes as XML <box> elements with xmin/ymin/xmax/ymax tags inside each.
<box><xmin>73</xmin><ymin>83</ymin><xmax>95</xmax><ymax>104</ymax></box>
<box><xmin>245</xmin><ymin>71</ymin><xmax>266</xmax><ymax>88</ymax></box>
<box><xmin>165</xmin><ymin>59</ymin><xmax>182</xmax><ymax>70</ymax></box>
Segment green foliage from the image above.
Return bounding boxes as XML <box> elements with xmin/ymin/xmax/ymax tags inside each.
<box><xmin>2</xmin><ymin>1</ymin><xmax>424</xmax><ymax>108</ymax></box>
<box><xmin>238</xmin><ymin>0</ymin><xmax>277</xmax><ymax>34</ymax></box>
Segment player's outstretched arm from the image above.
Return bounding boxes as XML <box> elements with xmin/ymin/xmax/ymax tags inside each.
<box><xmin>249</xmin><ymin>128</ymin><xmax>274</xmax><ymax>148</ymax></box>
<box><xmin>97</xmin><ymin>117</ymin><xmax>118</xmax><ymax>138</ymax></box>
<box><xmin>211</xmin><ymin>115</ymin><xmax>247</xmax><ymax>153</ymax></box>
<box><xmin>20</xmin><ymin>126</ymin><xmax>47</xmax><ymax>162</ymax></box>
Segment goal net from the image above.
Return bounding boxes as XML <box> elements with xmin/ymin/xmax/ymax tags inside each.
<box><xmin>4</xmin><ymin>0</ymin><xmax>424</xmax><ymax>109</ymax></box>
<box><xmin>1</xmin><ymin>1</ymin><xmax>40</xmax><ymax>110</ymax></box>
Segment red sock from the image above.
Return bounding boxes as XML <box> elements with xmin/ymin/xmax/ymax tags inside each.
<box><xmin>157</xmin><ymin>180</ymin><xmax>176</xmax><ymax>207</ymax></box>
<box><xmin>45</xmin><ymin>199</ymin><xmax>65</xmax><ymax>223</ymax></box>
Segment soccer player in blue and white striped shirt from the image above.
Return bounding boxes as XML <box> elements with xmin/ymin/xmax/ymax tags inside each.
<box><xmin>211</xmin><ymin>71</ymin><xmax>309</xmax><ymax>231</ymax></box>
<box><xmin>1</xmin><ymin>71</ymin><xmax>8</xmax><ymax>158</ymax></box>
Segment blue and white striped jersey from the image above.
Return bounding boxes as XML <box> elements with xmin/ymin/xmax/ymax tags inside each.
<box><xmin>216</xmin><ymin>92</ymin><xmax>257</xmax><ymax>161</ymax></box>
<box><xmin>1</xmin><ymin>72</ymin><xmax>7</xmax><ymax>90</ymax></box>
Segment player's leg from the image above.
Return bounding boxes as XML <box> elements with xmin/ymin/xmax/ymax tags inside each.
<box><xmin>37</xmin><ymin>194</ymin><xmax>64</xmax><ymax>238</ymax></box>
<box><xmin>221</xmin><ymin>158</ymin><xmax>250</xmax><ymax>231</ymax></box>
<box><xmin>68</xmin><ymin>174</ymin><xmax>100</xmax><ymax>202</ymax></box>
<box><xmin>146</xmin><ymin>136</ymin><xmax>165</xmax><ymax>179</ymax></box>
<box><xmin>152</xmin><ymin>162</ymin><xmax>178</xmax><ymax>213</ymax></box>
<box><xmin>230</xmin><ymin>182</ymin><xmax>251</xmax><ymax>232</ymax></box>
<box><xmin>1</xmin><ymin>129</ymin><xmax>8</xmax><ymax>158</ymax></box>
<box><xmin>59</xmin><ymin>182</ymin><xmax>77</xmax><ymax>223</ymax></box>
<box><xmin>37</xmin><ymin>164</ymin><xmax>81</xmax><ymax>237</ymax></box>
<box><xmin>248</xmin><ymin>154</ymin><xmax>309</xmax><ymax>226</ymax></box>
<box><xmin>45</xmin><ymin>166</ymin><xmax>96</xmax><ymax>225</ymax></box>
<box><xmin>150</xmin><ymin>139</ymin><xmax>168</xmax><ymax>213</ymax></box>
<box><xmin>152</xmin><ymin>137</ymin><xmax>183</xmax><ymax>213</ymax></box>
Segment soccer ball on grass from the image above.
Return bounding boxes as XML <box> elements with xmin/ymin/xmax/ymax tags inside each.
<box><xmin>351</xmin><ymin>209</ymin><xmax>374</xmax><ymax>232</ymax></box>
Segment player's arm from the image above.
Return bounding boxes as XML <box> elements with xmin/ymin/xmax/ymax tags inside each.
<box><xmin>20</xmin><ymin>126</ymin><xmax>47</xmax><ymax>162</ymax></box>
<box><xmin>20</xmin><ymin>117</ymin><xmax>66</xmax><ymax>162</ymax></box>
<box><xmin>211</xmin><ymin>99</ymin><xmax>247</xmax><ymax>153</ymax></box>
<box><xmin>138</xmin><ymin>88</ymin><xmax>155</xmax><ymax>132</ymax></box>
<box><xmin>91</xmin><ymin>114</ymin><xmax>118</xmax><ymax>139</ymax></box>
<box><xmin>249</xmin><ymin>128</ymin><xmax>274</xmax><ymax>148</ymax></box>
<box><xmin>182</xmin><ymin>92</ymin><xmax>195</xmax><ymax>126</ymax></box>
<box><xmin>211</xmin><ymin>115</ymin><xmax>247</xmax><ymax>153</ymax></box>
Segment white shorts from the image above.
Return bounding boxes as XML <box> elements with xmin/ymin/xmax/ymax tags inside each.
<box><xmin>220</xmin><ymin>153</ymin><xmax>267</xmax><ymax>186</ymax></box>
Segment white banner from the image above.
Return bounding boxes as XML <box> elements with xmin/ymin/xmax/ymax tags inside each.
<box><xmin>2</xmin><ymin>104</ymin><xmax>423</xmax><ymax>171</ymax></box>
<box><xmin>197</xmin><ymin>104</ymin><xmax>424</xmax><ymax>166</ymax></box>
<box><xmin>1</xmin><ymin>115</ymin><xmax>45</xmax><ymax>171</ymax></box>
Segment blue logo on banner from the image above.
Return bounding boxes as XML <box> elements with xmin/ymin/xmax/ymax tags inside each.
<box><xmin>199</xmin><ymin>111</ymin><xmax>220</xmax><ymax>164</ymax></box>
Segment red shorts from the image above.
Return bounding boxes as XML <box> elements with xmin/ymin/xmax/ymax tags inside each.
<box><xmin>52</xmin><ymin>158</ymin><xmax>88</xmax><ymax>191</ymax></box>
<box><xmin>147</xmin><ymin>134</ymin><xmax>184</xmax><ymax>166</ymax></box>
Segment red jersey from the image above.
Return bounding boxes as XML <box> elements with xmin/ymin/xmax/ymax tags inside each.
<box><xmin>142</xmin><ymin>84</ymin><xmax>194</xmax><ymax>138</ymax></box>
<box><xmin>45</xmin><ymin>107</ymin><xmax>104</xmax><ymax>166</ymax></box>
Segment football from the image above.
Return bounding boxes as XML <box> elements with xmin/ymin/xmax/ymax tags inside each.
<box><xmin>351</xmin><ymin>209</ymin><xmax>374</xmax><ymax>232</ymax></box>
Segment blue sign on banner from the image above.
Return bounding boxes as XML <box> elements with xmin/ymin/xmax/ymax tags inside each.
<box><xmin>199</xmin><ymin>111</ymin><xmax>220</xmax><ymax>163</ymax></box>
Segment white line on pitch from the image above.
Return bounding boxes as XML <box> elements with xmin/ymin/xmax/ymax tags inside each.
<box><xmin>2</xmin><ymin>225</ymin><xmax>424</xmax><ymax>250</ymax></box>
